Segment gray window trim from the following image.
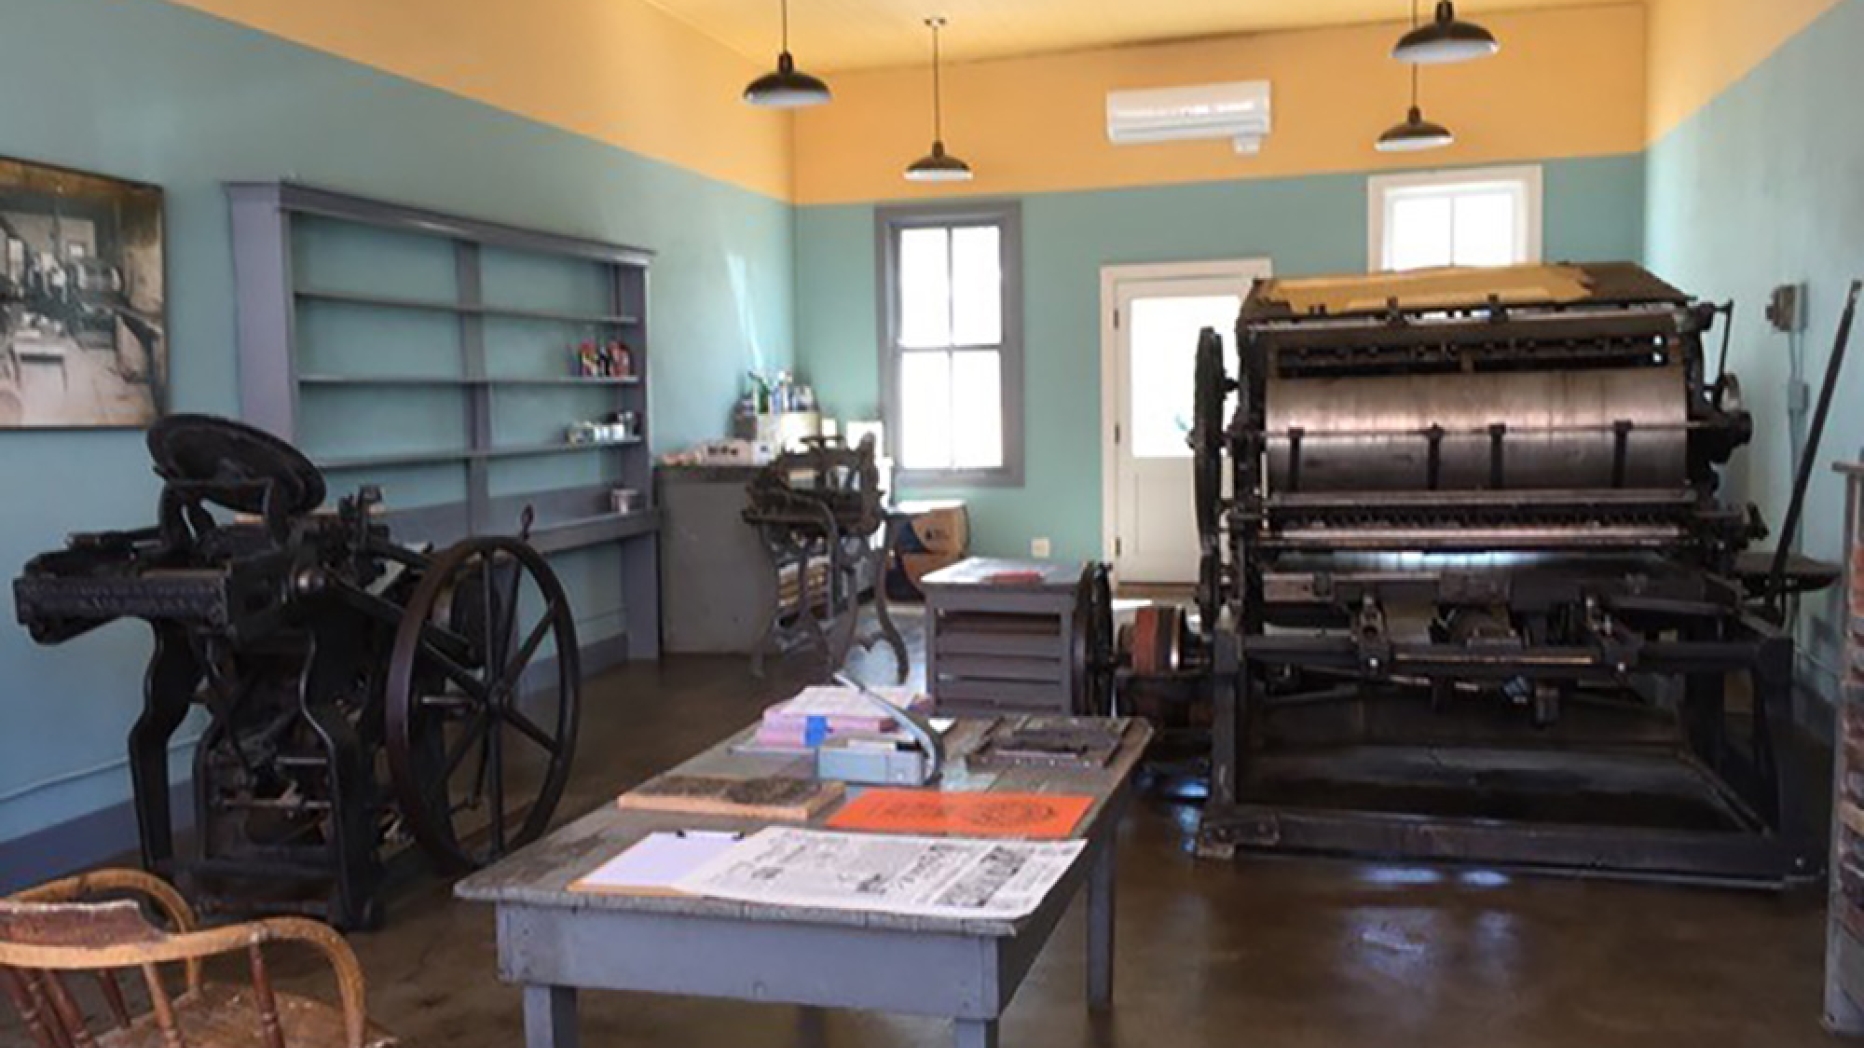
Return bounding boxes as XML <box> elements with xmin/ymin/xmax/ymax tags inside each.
<box><xmin>874</xmin><ymin>199</ymin><xmax>1024</xmax><ymax>489</ymax></box>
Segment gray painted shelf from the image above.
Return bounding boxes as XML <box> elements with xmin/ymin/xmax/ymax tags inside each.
<box><xmin>229</xmin><ymin>181</ymin><xmax>664</xmax><ymax>664</ymax></box>
<box><xmin>320</xmin><ymin>438</ymin><xmax>643</xmax><ymax>472</ymax></box>
<box><xmin>299</xmin><ymin>374</ymin><xmax>643</xmax><ymax>387</ymax></box>
<box><xmin>295</xmin><ymin>286</ymin><xmax>642</xmax><ymax>327</ymax></box>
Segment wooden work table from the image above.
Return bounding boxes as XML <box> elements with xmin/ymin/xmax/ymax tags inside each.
<box><xmin>457</xmin><ymin>716</ymin><xmax>1152</xmax><ymax>1048</ymax></box>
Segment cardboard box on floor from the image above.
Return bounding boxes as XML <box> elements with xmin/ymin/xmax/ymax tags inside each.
<box><xmin>904</xmin><ymin>501</ymin><xmax>968</xmax><ymax>554</ymax></box>
<box><xmin>889</xmin><ymin>501</ymin><xmax>969</xmax><ymax>600</ymax></box>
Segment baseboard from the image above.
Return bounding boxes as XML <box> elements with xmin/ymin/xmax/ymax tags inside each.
<box><xmin>0</xmin><ymin>779</ymin><xmax>191</xmax><ymax>895</ymax></box>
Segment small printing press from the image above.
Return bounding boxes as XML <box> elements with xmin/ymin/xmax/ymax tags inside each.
<box><xmin>13</xmin><ymin>415</ymin><xmax>581</xmax><ymax>927</ymax></box>
<box><xmin>1079</xmin><ymin>263</ymin><xmax>1844</xmax><ymax>886</ymax></box>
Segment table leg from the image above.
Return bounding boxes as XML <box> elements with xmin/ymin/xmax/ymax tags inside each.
<box><xmin>796</xmin><ymin>1005</ymin><xmax>829</xmax><ymax>1048</ymax></box>
<box><xmin>953</xmin><ymin>1018</ymin><xmax>999</xmax><ymax>1048</ymax></box>
<box><xmin>523</xmin><ymin>985</ymin><xmax>579</xmax><ymax>1048</ymax></box>
<box><xmin>1087</xmin><ymin>836</ymin><xmax>1116</xmax><ymax>1009</ymax></box>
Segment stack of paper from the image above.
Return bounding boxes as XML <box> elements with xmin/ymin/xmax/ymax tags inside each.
<box><xmin>571</xmin><ymin>830</ymin><xmax>742</xmax><ymax>897</ymax></box>
<box><xmin>749</xmin><ymin>686</ymin><xmax>932</xmax><ymax>752</ymax></box>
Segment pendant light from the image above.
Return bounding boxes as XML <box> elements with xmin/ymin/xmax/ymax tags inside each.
<box><xmin>1393</xmin><ymin>0</ymin><xmax>1500</xmax><ymax>65</ymax></box>
<box><xmin>905</xmin><ymin>17</ymin><xmax>973</xmax><ymax>183</ymax></box>
<box><xmin>1377</xmin><ymin>66</ymin><xmax>1454</xmax><ymax>152</ymax></box>
<box><xmin>744</xmin><ymin>0</ymin><xmax>830</xmax><ymax>108</ymax></box>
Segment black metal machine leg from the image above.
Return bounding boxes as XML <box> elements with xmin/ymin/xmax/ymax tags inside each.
<box><xmin>131</xmin><ymin>623</ymin><xmax>202</xmax><ymax>872</ymax></box>
<box><xmin>1209</xmin><ymin>634</ymin><xmax>1243</xmax><ymax>808</ymax></box>
<box><xmin>1683</xmin><ymin>620</ymin><xmax>1728</xmax><ymax>774</ymax></box>
<box><xmin>301</xmin><ymin>632</ymin><xmax>383</xmax><ymax>929</ymax></box>
<box><xmin>1753</xmin><ymin>629</ymin><xmax>1814</xmax><ymax>877</ymax></box>
<box><xmin>865</xmin><ymin>514</ymin><xmax>910</xmax><ymax>683</ymax></box>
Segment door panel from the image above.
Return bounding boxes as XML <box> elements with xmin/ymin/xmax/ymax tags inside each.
<box><xmin>1108</xmin><ymin>264</ymin><xmax>1269</xmax><ymax>583</ymax></box>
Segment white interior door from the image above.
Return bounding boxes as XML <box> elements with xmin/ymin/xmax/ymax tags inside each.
<box><xmin>1103</xmin><ymin>262</ymin><xmax>1270</xmax><ymax>584</ymax></box>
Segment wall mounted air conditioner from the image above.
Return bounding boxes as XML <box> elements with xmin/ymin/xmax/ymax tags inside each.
<box><xmin>1106</xmin><ymin>80</ymin><xmax>1272</xmax><ymax>154</ymax></box>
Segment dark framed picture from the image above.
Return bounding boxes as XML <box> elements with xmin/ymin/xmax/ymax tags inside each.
<box><xmin>0</xmin><ymin>156</ymin><xmax>165</xmax><ymax>428</ymax></box>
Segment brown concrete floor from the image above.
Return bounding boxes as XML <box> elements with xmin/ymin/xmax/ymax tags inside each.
<box><xmin>2</xmin><ymin>616</ymin><xmax>1839</xmax><ymax>1048</ymax></box>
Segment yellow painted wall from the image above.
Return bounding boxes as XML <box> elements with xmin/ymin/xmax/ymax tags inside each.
<box><xmin>1645</xmin><ymin>0</ymin><xmax>1847</xmax><ymax>140</ymax></box>
<box><xmin>164</xmin><ymin>0</ymin><xmax>792</xmax><ymax>200</ymax></box>
<box><xmin>793</xmin><ymin>4</ymin><xmax>1647</xmax><ymax>205</ymax></box>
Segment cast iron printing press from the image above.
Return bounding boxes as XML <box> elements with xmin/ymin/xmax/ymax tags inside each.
<box><xmin>1078</xmin><ymin>262</ymin><xmax>1844</xmax><ymax>886</ymax></box>
<box><xmin>14</xmin><ymin>415</ymin><xmax>581</xmax><ymax>927</ymax></box>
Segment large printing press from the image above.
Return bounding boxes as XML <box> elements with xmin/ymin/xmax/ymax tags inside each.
<box><xmin>12</xmin><ymin>416</ymin><xmax>581</xmax><ymax>927</ymax></box>
<box><xmin>1078</xmin><ymin>262</ymin><xmax>1844</xmax><ymax>886</ymax></box>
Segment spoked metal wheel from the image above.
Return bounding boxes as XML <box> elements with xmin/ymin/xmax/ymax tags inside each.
<box><xmin>385</xmin><ymin>537</ymin><xmax>580</xmax><ymax>873</ymax></box>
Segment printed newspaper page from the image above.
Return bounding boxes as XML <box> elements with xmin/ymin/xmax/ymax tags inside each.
<box><xmin>673</xmin><ymin>827</ymin><xmax>1087</xmax><ymax>921</ymax></box>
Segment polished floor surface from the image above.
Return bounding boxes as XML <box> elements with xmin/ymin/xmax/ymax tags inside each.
<box><xmin>1</xmin><ymin>617</ymin><xmax>1837</xmax><ymax>1048</ymax></box>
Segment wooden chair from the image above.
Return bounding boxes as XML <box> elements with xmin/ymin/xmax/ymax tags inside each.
<box><xmin>0</xmin><ymin>868</ymin><xmax>395</xmax><ymax>1048</ymax></box>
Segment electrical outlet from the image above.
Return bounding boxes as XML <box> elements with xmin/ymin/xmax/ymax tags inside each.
<box><xmin>1031</xmin><ymin>537</ymin><xmax>1052</xmax><ymax>559</ymax></box>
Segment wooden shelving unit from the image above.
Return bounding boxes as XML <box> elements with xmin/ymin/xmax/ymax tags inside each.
<box><xmin>227</xmin><ymin>181</ymin><xmax>661</xmax><ymax>663</ymax></box>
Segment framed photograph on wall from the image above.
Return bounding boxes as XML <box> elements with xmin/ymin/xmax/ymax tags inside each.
<box><xmin>0</xmin><ymin>156</ymin><xmax>165</xmax><ymax>428</ymax></box>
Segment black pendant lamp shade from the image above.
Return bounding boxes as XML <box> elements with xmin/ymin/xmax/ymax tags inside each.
<box><xmin>906</xmin><ymin>140</ymin><xmax>972</xmax><ymax>182</ymax></box>
<box><xmin>1377</xmin><ymin>106</ymin><xmax>1455</xmax><ymax>152</ymax></box>
<box><xmin>744</xmin><ymin>0</ymin><xmax>830</xmax><ymax>108</ymax></box>
<box><xmin>905</xmin><ymin>17</ymin><xmax>973</xmax><ymax>183</ymax></box>
<box><xmin>1377</xmin><ymin>65</ymin><xmax>1454</xmax><ymax>153</ymax></box>
<box><xmin>1394</xmin><ymin>1</ymin><xmax>1500</xmax><ymax>64</ymax></box>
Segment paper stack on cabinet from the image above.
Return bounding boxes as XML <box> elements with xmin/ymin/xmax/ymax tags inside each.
<box><xmin>747</xmin><ymin>686</ymin><xmax>933</xmax><ymax>753</ymax></box>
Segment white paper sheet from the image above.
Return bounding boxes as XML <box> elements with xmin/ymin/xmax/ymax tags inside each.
<box><xmin>572</xmin><ymin>831</ymin><xmax>743</xmax><ymax>895</ymax></box>
<box><xmin>673</xmin><ymin>827</ymin><xmax>1085</xmax><ymax>921</ymax></box>
<box><xmin>769</xmin><ymin>686</ymin><xmax>928</xmax><ymax>719</ymax></box>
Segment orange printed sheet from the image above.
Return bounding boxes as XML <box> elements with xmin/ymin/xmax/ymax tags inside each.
<box><xmin>827</xmin><ymin>790</ymin><xmax>1094</xmax><ymax>839</ymax></box>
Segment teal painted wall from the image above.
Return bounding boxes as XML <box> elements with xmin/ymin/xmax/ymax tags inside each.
<box><xmin>797</xmin><ymin>154</ymin><xmax>1647</xmax><ymax>561</ymax></box>
<box><xmin>0</xmin><ymin>0</ymin><xmax>792</xmax><ymax>842</ymax></box>
<box><xmin>1645</xmin><ymin>0</ymin><xmax>1864</xmax><ymax>705</ymax></box>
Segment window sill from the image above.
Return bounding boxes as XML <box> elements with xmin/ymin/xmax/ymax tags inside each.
<box><xmin>895</xmin><ymin>468</ymin><xmax>1023</xmax><ymax>491</ymax></box>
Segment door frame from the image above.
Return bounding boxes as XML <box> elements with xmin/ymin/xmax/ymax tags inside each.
<box><xmin>1098</xmin><ymin>259</ymin><xmax>1272</xmax><ymax>575</ymax></box>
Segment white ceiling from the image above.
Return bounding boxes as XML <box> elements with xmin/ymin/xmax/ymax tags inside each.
<box><xmin>644</xmin><ymin>0</ymin><xmax>1631</xmax><ymax>72</ymax></box>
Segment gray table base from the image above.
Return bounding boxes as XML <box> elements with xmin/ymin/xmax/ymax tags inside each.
<box><xmin>503</xmin><ymin>807</ymin><xmax>1120</xmax><ymax>1048</ymax></box>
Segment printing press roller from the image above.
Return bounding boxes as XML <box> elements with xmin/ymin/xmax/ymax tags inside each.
<box><xmin>1263</xmin><ymin>364</ymin><xmax>1687</xmax><ymax>494</ymax></box>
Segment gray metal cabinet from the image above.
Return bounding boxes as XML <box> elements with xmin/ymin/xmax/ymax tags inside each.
<box><xmin>656</xmin><ymin>464</ymin><xmax>774</xmax><ymax>654</ymax></box>
<box><xmin>922</xmin><ymin>558</ymin><xmax>1083</xmax><ymax>715</ymax></box>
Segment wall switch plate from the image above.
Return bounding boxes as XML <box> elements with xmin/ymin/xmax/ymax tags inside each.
<box><xmin>1769</xmin><ymin>283</ymin><xmax>1807</xmax><ymax>333</ymax></box>
<box><xmin>1031</xmin><ymin>537</ymin><xmax>1052</xmax><ymax>558</ymax></box>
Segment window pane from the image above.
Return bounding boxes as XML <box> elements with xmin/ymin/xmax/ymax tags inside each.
<box><xmin>951</xmin><ymin>225</ymin><xmax>1002</xmax><ymax>347</ymax></box>
<box><xmin>1387</xmin><ymin>194</ymin><xmax>1453</xmax><ymax>271</ymax></box>
<box><xmin>1452</xmin><ymin>190</ymin><xmax>1518</xmax><ymax>267</ymax></box>
<box><xmin>951</xmin><ymin>350</ymin><xmax>1004</xmax><ymax>469</ymax></box>
<box><xmin>1130</xmin><ymin>295</ymin><xmax>1240</xmax><ymax>459</ymax></box>
<box><xmin>900</xmin><ymin>351</ymin><xmax>952</xmax><ymax>469</ymax></box>
<box><xmin>898</xmin><ymin>228</ymin><xmax>952</xmax><ymax>348</ymax></box>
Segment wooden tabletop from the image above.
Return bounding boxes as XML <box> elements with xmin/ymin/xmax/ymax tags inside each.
<box><xmin>456</xmin><ymin>716</ymin><xmax>1152</xmax><ymax>938</ymax></box>
<box><xmin>919</xmin><ymin>558</ymin><xmax>1084</xmax><ymax>593</ymax></box>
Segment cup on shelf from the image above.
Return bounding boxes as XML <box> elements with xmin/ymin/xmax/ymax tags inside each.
<box><xmin>611</xmin><ymin>488</ymin><xmax>644</xmax><ymax>515</ymax></box>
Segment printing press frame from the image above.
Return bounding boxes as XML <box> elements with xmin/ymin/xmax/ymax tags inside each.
<box><xmin>13</xmin><ymin>416</ymin><xmax>582</xmax><ymax>927</ymax></box>
<box><xmin>1181</xmin><ymin>263</ymin><xmax>1828</xmax><ymax>887</ymax></box>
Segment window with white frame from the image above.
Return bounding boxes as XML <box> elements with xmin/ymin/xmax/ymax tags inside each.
<box><xmin>877</xmin><ymin>202</ymin><xmax>1023</xmax><ymax>483</ymax></box>
<box><xmin>1368</xmin><ymin>166</ymin><xmax>1543</xmax><ymax>273</ymax></box>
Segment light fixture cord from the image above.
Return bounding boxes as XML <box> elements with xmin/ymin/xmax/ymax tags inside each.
<box><xmin>929</xmin><ymin>17</ymin><xmax>946</xmax><ymax>141</ymax></box>
<box><xmin>781</xmin><ymin>0</ymin><xmax>791</xmax><ymax>53</ymax></box>
<box><xmin>1401</xmin><ymin>0</ymin><xmax>1416</xmax><ymax>108</ymax></box>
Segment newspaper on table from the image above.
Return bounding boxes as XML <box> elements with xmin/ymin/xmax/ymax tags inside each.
<box><xmin>673</xmin><ymin>826</ymin><xmax>1086</xmax><ymax>922</ymax></box>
